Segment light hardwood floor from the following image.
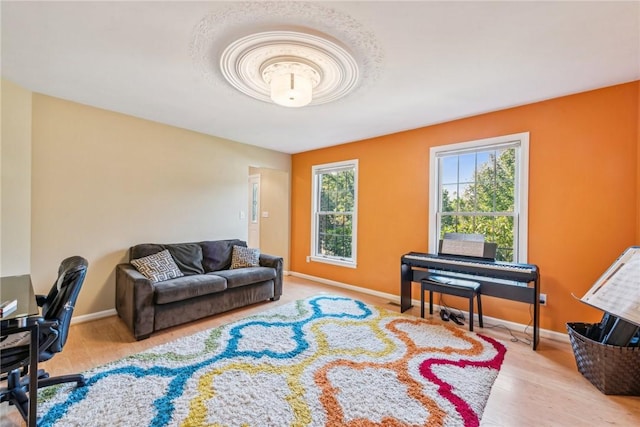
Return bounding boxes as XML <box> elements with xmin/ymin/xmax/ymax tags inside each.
<box><xmin>2</xmin><ymin>276</ymin><xmax>639</xmax><ymax>426</ymax></box>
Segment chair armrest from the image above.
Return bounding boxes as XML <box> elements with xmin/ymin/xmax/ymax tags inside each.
<box><xmin>116</xmin><ymin>264</ymin><xmax>155</xmax><ymax>340</ymax></box>
<box><xmin>37</xmin><ymin>318</ymin><xmax>61</xmax><ymax>354</ymax></box>
<box><xmin>35</xmin><ymin>294</ymin><xmax>47</xmax><ymax>307</ymax></box>
<box><xmin>259</xmin><ymin>254</ymin><xmax>283</xmax><ymax>299</ymax></box>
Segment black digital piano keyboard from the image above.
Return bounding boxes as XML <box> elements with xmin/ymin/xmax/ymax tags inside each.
<box><xmin>400</xmin><ymin>252</ymin><xmax>541</xmax><ymax>349</ymax></box>
<box><xmin>402</xmin><ymin>252</ymin><xmax>539</xmax><ymax>282</ymax></box>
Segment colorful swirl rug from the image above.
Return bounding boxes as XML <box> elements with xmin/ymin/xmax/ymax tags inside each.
<box><xmin>37</xmin><ymin>295</ymin><xmax>506</xmax><ymax>426</ymax></box>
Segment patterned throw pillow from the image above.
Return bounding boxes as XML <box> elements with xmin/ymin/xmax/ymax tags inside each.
<box><xmin>131</xmin><ymin>249</ymin><xmax>184</xmax><ymax>283</ymax></box>
<box><xmin>230</xmin><ymin>245</ymin><xmax>260</xmax><ymax>269</ymax></box>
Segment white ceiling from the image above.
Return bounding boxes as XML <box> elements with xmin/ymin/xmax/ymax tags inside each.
<box><xmin>2</xmin><ymin>1</ymin><xmax>639</xmax><ymax>154</ymax></box>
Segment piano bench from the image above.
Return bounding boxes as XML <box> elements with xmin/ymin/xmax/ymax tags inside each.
<box><xmin>420</xmin><ymin>276</ymin><xmax>483</xmax><ymax>332</ymax></box>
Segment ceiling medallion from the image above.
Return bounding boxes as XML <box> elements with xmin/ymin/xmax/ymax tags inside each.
<box><xmin>220</xmin><ymin>30</ymin><xmax>360</xmax><ymax>107</ymax></box>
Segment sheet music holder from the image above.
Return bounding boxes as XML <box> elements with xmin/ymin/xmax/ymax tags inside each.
<box><xmin>577</xmin><ymin>246</ymin><xmax>640</xmax><ymax>346</ymax></box>
<box><xmin>438</xmin><ymin>233</ymin><xmax>497</xmax><ymax>260</ymax></box>
<box><xmin>579</xmin><ymin>246</ymin><xmax>640</xmax><ymax>327</ymax></box>
<box><xmin>443</xmin><ymin>232</ymin><xmax>485</xmax><ymax>242</ymax></box>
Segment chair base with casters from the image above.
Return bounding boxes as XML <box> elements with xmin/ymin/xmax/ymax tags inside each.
<box><xmin>421</xmin><ymin>276</ymin><xmax>483</xmax><ymax>331</ymax></box>
<box><xmin>1</xmin><ymin>368</ymin><xmax>86</xmax><ymax>420</ymax></box>
<box><xmin>0</xmin><ymin>255</ymin><xmax>89</xmax><ymax>423</ymax></box>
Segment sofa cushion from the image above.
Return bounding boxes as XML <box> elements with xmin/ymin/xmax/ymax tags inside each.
<box><xmin>201</xmin><ymin>239</ymin><xmax>246</xmax><ymax>272</ymax></box>
<box><xmin>230</xmin><ymin>245</ymin><xmax>260</xmax><ymax>269</ymax></box>
<box><xmin>211</xmin><ymin>267</ymin><xmax>276</xmax><ymax>289</ymax></box>
<box><xmin>165</xmin><ymin>243</ymin><xmax>204</xmax><ymax>275</ymax></box>
<box><xmin>131</xmin><ymin>249</ymin><xmax>184</xmax><ymax>284</ymax></box>
<box><xmin>153</xmin><ymin>274</ymin><xmax>227</xmax><ymax>304</ymax></box>
<box><xmin>130</xmin><ymin>243</ymin><xmax>165</xmax><ymax>261</ymax></box>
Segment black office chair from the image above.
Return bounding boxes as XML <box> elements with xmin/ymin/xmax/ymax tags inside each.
<box><xmin>0</xmin><ymin>256</ymin><xmax>88</xmax><ymax>421</ymax></box>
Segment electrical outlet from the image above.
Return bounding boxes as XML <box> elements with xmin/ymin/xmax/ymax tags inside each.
<box><xmin>539</xmin><ymin>293</ymin><xmax>547</xmax><ymax>306</ymax></box>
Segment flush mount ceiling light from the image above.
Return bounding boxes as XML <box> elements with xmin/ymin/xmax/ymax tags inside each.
<box><xmin>261</xmin><ymin>59</ymin><xmax>320</xmax><ymax>107</ymax></box>
<box><xmin>220</xmin><ymin>30</ymin><xmax>359</xmax><ymax>107</ymax></box>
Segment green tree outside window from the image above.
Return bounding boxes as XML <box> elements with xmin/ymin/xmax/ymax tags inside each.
<box><xmin>316</xmin><ymin>167</ymin><xmax>355</xmax><ymax>259</ymax></box>
<box><xmin>439</xmin><ymin>148</ymin><xmax>516</xmax><ymax>261</ymax></box>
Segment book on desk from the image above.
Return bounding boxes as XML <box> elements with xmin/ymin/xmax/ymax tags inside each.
<box><xmin>0</xmin><ymin>299</ymin><xmax>18</xmax><ymax>317</ymax></box>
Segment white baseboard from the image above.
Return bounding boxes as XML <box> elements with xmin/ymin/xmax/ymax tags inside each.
<box><xmin>69</xmin><ymin>273</ymin><xmax>570</xmax><ymax>344</ymax></box>
<box><xmin>71</xmin><ymin>308</ymin><xmax>117</xmax><ymax>325</ymax></box>
<box><xmin>289</xmin><ymin>271</ymin><xmax>569</xmax><ymax>344</ymax></box>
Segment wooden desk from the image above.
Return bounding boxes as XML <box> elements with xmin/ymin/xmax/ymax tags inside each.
<box><xmin>1</xmin><ymin>275</ymin><xmax>40</xmax><ymax>427</ymax></box>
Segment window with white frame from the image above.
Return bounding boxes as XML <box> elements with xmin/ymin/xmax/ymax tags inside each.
<box><xmin>311</xmin><ymin>160</ymin><xmax>358</xmax><ymax>267</ymax></box>
<box><xmin>429</xmin><ymin>133</ymin><xmax>529</xmax><ymax>262</ymax></box>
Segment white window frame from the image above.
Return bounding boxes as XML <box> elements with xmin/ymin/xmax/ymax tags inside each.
<box><xmin>310</xmin><ymin>159</ymin><xmax>358</xmax><ymax>268</ymax></box>
<box><xmin>429</xmin><ymin>132</ymin><xmax>529</xmax><ymax>263</ymax></box>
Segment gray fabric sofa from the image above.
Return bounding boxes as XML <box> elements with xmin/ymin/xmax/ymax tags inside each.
<box><xmin>115</xmin><ymin>239</ymin><xmax>283</xmax><ymax>340</ymax></box>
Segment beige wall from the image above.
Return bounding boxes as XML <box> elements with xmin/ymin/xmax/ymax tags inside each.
<box><xmin>256</xmin><ymin>167</ymin><xmax>290</xmax><ymax>270</ymax></box>
<box><xmin>24</xmin><ymin>93</ymin><xmax>290</xmax><ymax>316</ymax></box>
<box><xmin>1</xmin><ymin>79</ymin><xmax>32</xmax><ymax>276</ymax></box>
<box><xmin>247</xmin><ymin>166</ymin><xmax>291</xmax><ymax>270</ymax></box>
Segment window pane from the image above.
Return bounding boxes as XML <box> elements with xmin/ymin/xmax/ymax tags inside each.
<box><xmin>441</xmin><ymin>184</ymin><xmax>459</xmax><ymax>212</ymax></box>
<box><xmin>441</xmin><ymin>157</ymin><xmax>458</xmax><ymax>184</ymax></box>
<box><xmin>476</xmin><ymin>151</ymin><xmax>491</xmax><ymax>169</ymax></box>
<box><xmin>319</xmin><ymin>176</ymin><xmax>331</xmax><ymax>211</ymax></box>
<box><xmin>458</xmin><ymin>183</ymin><xmax>476</xmax><ymax>212</ymax></box>
<box><xmin>440</xmin><ymin>214</ymin><xmax>458</xmax><ymax>236</ymax></box>
<box><xmin>319</xmin><ymin>170</ymin><xmax>354</xmax><ymax>213</ymax></box>
<box><xmin>494</xmin><ymin>215</ymin><xmax>514</xmax><ymax>254</ymax></box>
<box><xmin>456</xmin><ymin>215</ymin><xmax>475</xmax><ymax>235</ymax></box>
<box><xmin>317</xmin><ymin>214</ymin><xmax>328</xmax><ymax>255</ymax></box>
<box><xmin>251</xmin><ymin>183</ymin><xmax>258</xmax><ymax>222</ymax></box>
<box><xmin>495</xmin><ymin>179</ymin><xmax>514</xmax><ymax>211</ymax></box>
<box><xmin>475</xmin><ymin>179</ymin><xmax>495</xmax><ymax>212</ymax></box>
<box><xmin>497</xmin><ymin>248</ymin><xmax>513</xmax><ymax>262</ymax></box>
<box><xmin>496</xmin><ymin>149</ymin><xmax>515</xmax><ymax>178</ymax></box>
<box><xmin>458</xmin><ymin>153</ymin><xmax>476</xmax><ymax>183</ymax></box>
<box><xmin>476</xmin><ymin>150</ymin><xmax>495</xmax><ymax>175</ymax></box>
<box><xmin>474</xmin><ymin>215</ymin><xmax>495</xmax><ymax>238</ymax></box>
<box><xmin>316</xmin><ymin>212</ymin><xmax>353</xmax><ymax>258</ymax></box>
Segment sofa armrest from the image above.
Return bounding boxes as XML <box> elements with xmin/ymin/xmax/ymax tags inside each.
<box><xmin>259</xmin><ymin>254</ymin><xmax>284</xmax><ymax>300</ymax></box>
<box><xmin>115</xmin><ymin>263</ymin><xmax>155</xmax><ymax>340</ymax></box>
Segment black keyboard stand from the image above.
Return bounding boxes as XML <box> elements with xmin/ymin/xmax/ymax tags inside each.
<box><xmin>401</xmin><ymin>252</ymin><xmax>540</xmax><ymax>350</ymax></box>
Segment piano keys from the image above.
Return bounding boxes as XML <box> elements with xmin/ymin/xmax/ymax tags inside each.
<box><xmin>401</xmin><ymin>251</ymin><xmax>541</xmax><ymax>350</ymax></box>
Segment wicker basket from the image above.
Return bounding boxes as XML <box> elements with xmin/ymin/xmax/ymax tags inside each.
<box><xmin>567</xmin><ymin>322</ymin><xmax>640</xmax><ymax>395</ymax></box>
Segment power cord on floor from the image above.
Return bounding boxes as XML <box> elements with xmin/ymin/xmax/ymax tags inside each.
<box><xmin>483</xmin><ymin>323</ymin><xmax>532</xmax><ymax>346</ymax></box>
<box><xmin>437</xmin><ymin>295</ymin><xmax>534</xmax><ymax>346</ymax></box>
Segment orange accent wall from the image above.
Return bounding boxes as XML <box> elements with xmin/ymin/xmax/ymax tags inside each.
<box><xmin>637</xmin><ymin>81</ymin><xmax>640</xmax><ymax>243</ymax></box>
<box><xmin>291</xmin><ymin>81</ymin><xmax>639</xmax><ymax>333</ymax></box>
